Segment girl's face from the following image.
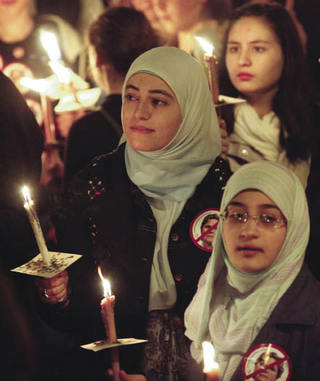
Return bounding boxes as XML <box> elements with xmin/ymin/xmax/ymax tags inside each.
<box><xmin>226</xmin><ymin>16</ymin><xmax>284</xmax><ymax>103</ymax></box>
<box><xmin>222</xmin><ymin>190</ymin><xmax>287</xmax><ymax>274</ymax></box>
<box><xmin>122</xmin><ymin>72</ymin><xmax>182</xmax><ymax>152</ymax></box>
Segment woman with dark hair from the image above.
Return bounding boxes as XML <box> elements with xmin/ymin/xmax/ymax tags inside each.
<box><xmin>219</xmin><ymin>2</ymin><xmax>315</xmax><ymax>188</ymax></box>
<box><xmin>64</xmin><ymin>6</ymin><xmax>160</xmax><ymax>186</ymax></box>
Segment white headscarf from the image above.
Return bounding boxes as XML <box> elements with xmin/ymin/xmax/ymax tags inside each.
<box><xmin>185</xmin><ymin>161</ymin><xmax>309</xmax><ymax>379</ymax></box>
<box><xmin>122</xmin><ymin>47</ymin><xmax>221</xmax><ymax>310</ymax></box>
<box><xmin>122</xmin><ymin>46</ymin><xmax>221</xmax><ymax>202</ymax></box>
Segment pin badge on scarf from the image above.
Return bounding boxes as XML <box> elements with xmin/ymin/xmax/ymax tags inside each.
<box><xmin>242</xmin><ymin>343</ymin><xmax>292</xmax><ymax>381</ymax></box>
<box><xmin>189</xmin><ymin>208</ymin><xmax>220</xmax><ymax>252</ymax></box>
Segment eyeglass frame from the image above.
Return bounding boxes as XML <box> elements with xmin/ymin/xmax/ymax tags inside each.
<box><xmin>221</xmin><ymin>210</ymin><xmax>287</xmax><ymax>230</ymax></box>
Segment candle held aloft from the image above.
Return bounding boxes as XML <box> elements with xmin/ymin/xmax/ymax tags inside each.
<box><xmin>98</xmin><ymin>266</ymin><xmax>120</xmax><ymax>381</ymax></box>
<box><xmin>195</xmin><ymin>36</ymin><xmax>220</xmax><ymax>105</ymax></box>
<box><xmin>22</xmin><ymin>186</ymin><xmax>50</xmax><ymax>265</ymax></box>
<box><xmin>202</xmin><ymin>341</ymin><xmax>220</xmax><ymax>381</ymax></box>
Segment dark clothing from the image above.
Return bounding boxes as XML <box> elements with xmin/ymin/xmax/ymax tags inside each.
<box><xmin>64</xmin><ymin>94</ymin><xmax>122</xmax><ymax>186</ymax></box>
<box><xmin>50</xmin><ymin>144</ymin><xmax>231</xmax><ymax>376</ymax></box>
<box><xmin>0</xmin><ymin>72</ymin><xmax>75</xmax><ymax>381</ymax></box>
<box><xmin>230</xmin><ymin>264</ymin><xmax>320</xmax><ymax>381</ymax></box>
<box><xmin>0</xmin><ymin>71</ymin><xmax>43</xmax><ymax>268</ymax></box>
<box><xmin>306</xmin><ymin>103</ymin><xmax>320</xmax><ymax>281</ymax></box>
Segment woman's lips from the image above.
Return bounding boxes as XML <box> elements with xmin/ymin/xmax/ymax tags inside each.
<box><xmin>237</xmin><ymin>246</ymin><xmax>263</xmax><ymax>256</ymax></box>
<box><xmin>130</xmin><ymin>125</ymin><xmax>154</xmax><ymax>134</ymax></box>
<box><xmin>237</xmin><ymin>72</ymin><xmax>253</xmax><ymax>80</ymax></box>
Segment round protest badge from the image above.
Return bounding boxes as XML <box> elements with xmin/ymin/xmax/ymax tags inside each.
<box><xmin>189</xmin><ymin>208</ymin><xmax>220</xmax><ymax>252</ymax></box>
<box><xmin>242</xmin><ymin>343</ymin><xmax>292</xmax><ymax>381</ymax></box>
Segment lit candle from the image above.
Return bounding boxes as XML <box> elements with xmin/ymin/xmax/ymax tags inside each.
<box><xmin>195</xmin><ymin>36</ymin><xmax>220</xmax><ymax>105</ymax></box>
<box><xmin>40</xmin><ymin>31</ymin><xmax>82</xmax><ymax>104</ymax></box>
<box><xmin>22</xmin><ymin>186</ymin><xmax>50</xmax><ymax>265</ymax></box>
<box><xmin>202</xmin><ymin>341</ymin><xmax>220</xmax><ymax>381</ymax></box>
<box><xmin>98</xmin><ymin>266</ymin><xmax>120</xmax><ymax>381</ymax></box>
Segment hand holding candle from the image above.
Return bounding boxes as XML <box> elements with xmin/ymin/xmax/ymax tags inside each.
<box><xmin>202</xmin><ymin>341</ymin><xmax>220</xmax><ymax>381</ymax></box>
<box><xmin>98</xmin><ymin>266</ymin><xmax>120</xmax><ymax>381</ymax></box>
<box><xmin>22</xmin><ymin>186</ymin><xmax>50</xmax><ymax>265</ymax></box>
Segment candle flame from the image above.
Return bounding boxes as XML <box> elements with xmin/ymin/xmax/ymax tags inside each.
<box><xmin>195</xmin><ymin>36</ymin><xmax>215</xmax><ymax>56</ymax></box>
<box><xmin>22</xmin><ymin>185</ymin><xmax>34</xmax><ymax>208</ymax></box>
<box><xmin>20</xmin><ymin>77</ymin><xmax>50</xmax><ymax>93</ymax></box>
<box><xmin>40</xmin><ymin>31</ymin><xmax>61</xmax><ymax>62</ymax></box>
<box><xmin>49</xmin><ymin>62</ymin><xmax>72</xmax><ymax>84</ymax></box>
<box><xmin>202</xmin><ymin>341</ymin><xmax>219</xmax><ymax>373</ymax></box>
<box><xmin>97</xmin><ymin>266</ymin><xmax>112</xmax><ymax>298</ymax></box>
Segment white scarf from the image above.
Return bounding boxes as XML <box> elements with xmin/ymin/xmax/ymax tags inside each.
<box><xmin>185</xmin><ymin>161</ymin><xmax>309</xmax><ymax>379</ymax></box>
<box><xmin>229</xmin><ymin>103</ymin><xmax>310</xmax><ymax>188</ymax></box>
<box><xmin>122</xmin><ymin>47</ymin><xmax>222</xmax><ymax>310</ymax></box>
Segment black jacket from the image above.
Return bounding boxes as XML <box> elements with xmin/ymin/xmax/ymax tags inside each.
<box><xmin>51</xmin><ymin>145</ymin><xmax>231</xmax><ymax>373</ymax></box>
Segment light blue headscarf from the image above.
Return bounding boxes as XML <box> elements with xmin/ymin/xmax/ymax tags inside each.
<box><xmin>122</xmin><ymin>47</ymin><xmax>221</xmax><ymax>310</ymax></box>
<box><xmin>122</xmin><ymin>46</ymin><xmax>221</xmax><ymax>202</ymax></box>
<box><xmin>185</xmin><ymin>161</ymin><xmax>309</xmax><ymax>379</ymax></box>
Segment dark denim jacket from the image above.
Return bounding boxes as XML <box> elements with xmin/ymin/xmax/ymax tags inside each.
<box><xmin>55</xmin><ymin>145</ymin><xmax>231</xmax><ymax>343</ymax></box>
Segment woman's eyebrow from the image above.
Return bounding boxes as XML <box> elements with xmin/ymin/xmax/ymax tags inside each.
<box><xmin>228</xmin><ymin>201</ymin><xmax>280</xmax><ymax>210</ymax></box>
<box><xmin>227</xmin><ymin>40</ymin><xmax>272</xmax><ymax>45</ymax></box>
<box><xmin>125</xmin><ymin>83</ymin><xmax>139</xmax><ymax>91</ymax></box>
<box><xmin>149</xmin><ymin>89</ymin><xmax>174</xmax><ymax>98</ymax></box>
<box><xmin>228</xmin><ymin>201</ymin><xmax>244</xmax><ymax>207</ymax></box>
<box><xmin>125</xmin><ymin>83</ymin><xmax>174</xmax><ymax>99</ymax></box>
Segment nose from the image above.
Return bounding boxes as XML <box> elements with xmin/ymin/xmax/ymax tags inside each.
<box><xmin>239</xmin><ymin>218</ymin><xmax>259</xmax><ymax>239</ymax></box>
<box><xmin>238</xmin><ymin>47</ymin><xmax>251</xmax><ymax>66</ymax></box>
<box><xmin>134</xmin><ymin>99</ymin><xmax>152</xmax><ymax>120</ymax></box>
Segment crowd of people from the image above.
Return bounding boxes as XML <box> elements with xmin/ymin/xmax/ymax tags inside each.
<box><xmin>1</xmin><ymin>0</ymin><xmax>319</xmax><ymax>380</ymax></box>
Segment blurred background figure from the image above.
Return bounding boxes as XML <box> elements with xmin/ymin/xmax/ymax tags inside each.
<box><xmin>0</xmin><ymin>0</ymin><xmax>84</xmax><ymax>190</ymax></box>
<box><xmin>151</xmin><ymin>0</ymin><xmax>232</xmax><ymax>62</ymax></box>
<box><xmin>64</xmin><ymin>6</ymin><xmax>160</xmax><ymax>187</ymax></box>
<box><xmin>0</xmin><ymin>0</ymin><xmax>83</xmax><ymax>127</ymax></box>
<box><xmin>131</xmin><ymin>0</ymin><xmax>175</xmax><ymax>45</ymax></box>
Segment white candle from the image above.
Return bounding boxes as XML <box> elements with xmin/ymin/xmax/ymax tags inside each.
<box><xmin>22</xmin><ymin>186</ymin><xmax>50</xmax><ymax>265</ymax></box>
<box><xmin>202</xmin><ymin>341</ymin><xmax>220</xmax><ymax>381</ymax></box>
<box><xmin>98</xmin><ymin>266</ymin><xmax>120</xmax><ymax>381</ymax></box>
<box><xmin>195</xmin><ymin>36</ymin><xmax>220</xmax><ymax>105</ymax></box>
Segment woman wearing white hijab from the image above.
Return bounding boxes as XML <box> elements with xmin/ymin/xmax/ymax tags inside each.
<box><xmin>185</xmin><ymin>161</ymin><xmax>320</xmax><ymax>380</ymax></box>
<box><xmin>35</xmin><ymin>46</ymin><xmax>230</xmax><ymax>380</ymax></box>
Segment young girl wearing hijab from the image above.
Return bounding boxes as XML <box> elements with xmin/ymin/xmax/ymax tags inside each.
<box><xmin>219</xmin><ymin>2</ymin><xmax>316</xmax><ymax>189</ymax></box>
<box><xmin>35</xmin><ymin>46</ymin><xmax>231</xmax><ymax>380</ymax></box>
<box><xmin>185</xmin><ymin>161</ymin><xmax>320</xmax><ymax>380</ymax></box>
